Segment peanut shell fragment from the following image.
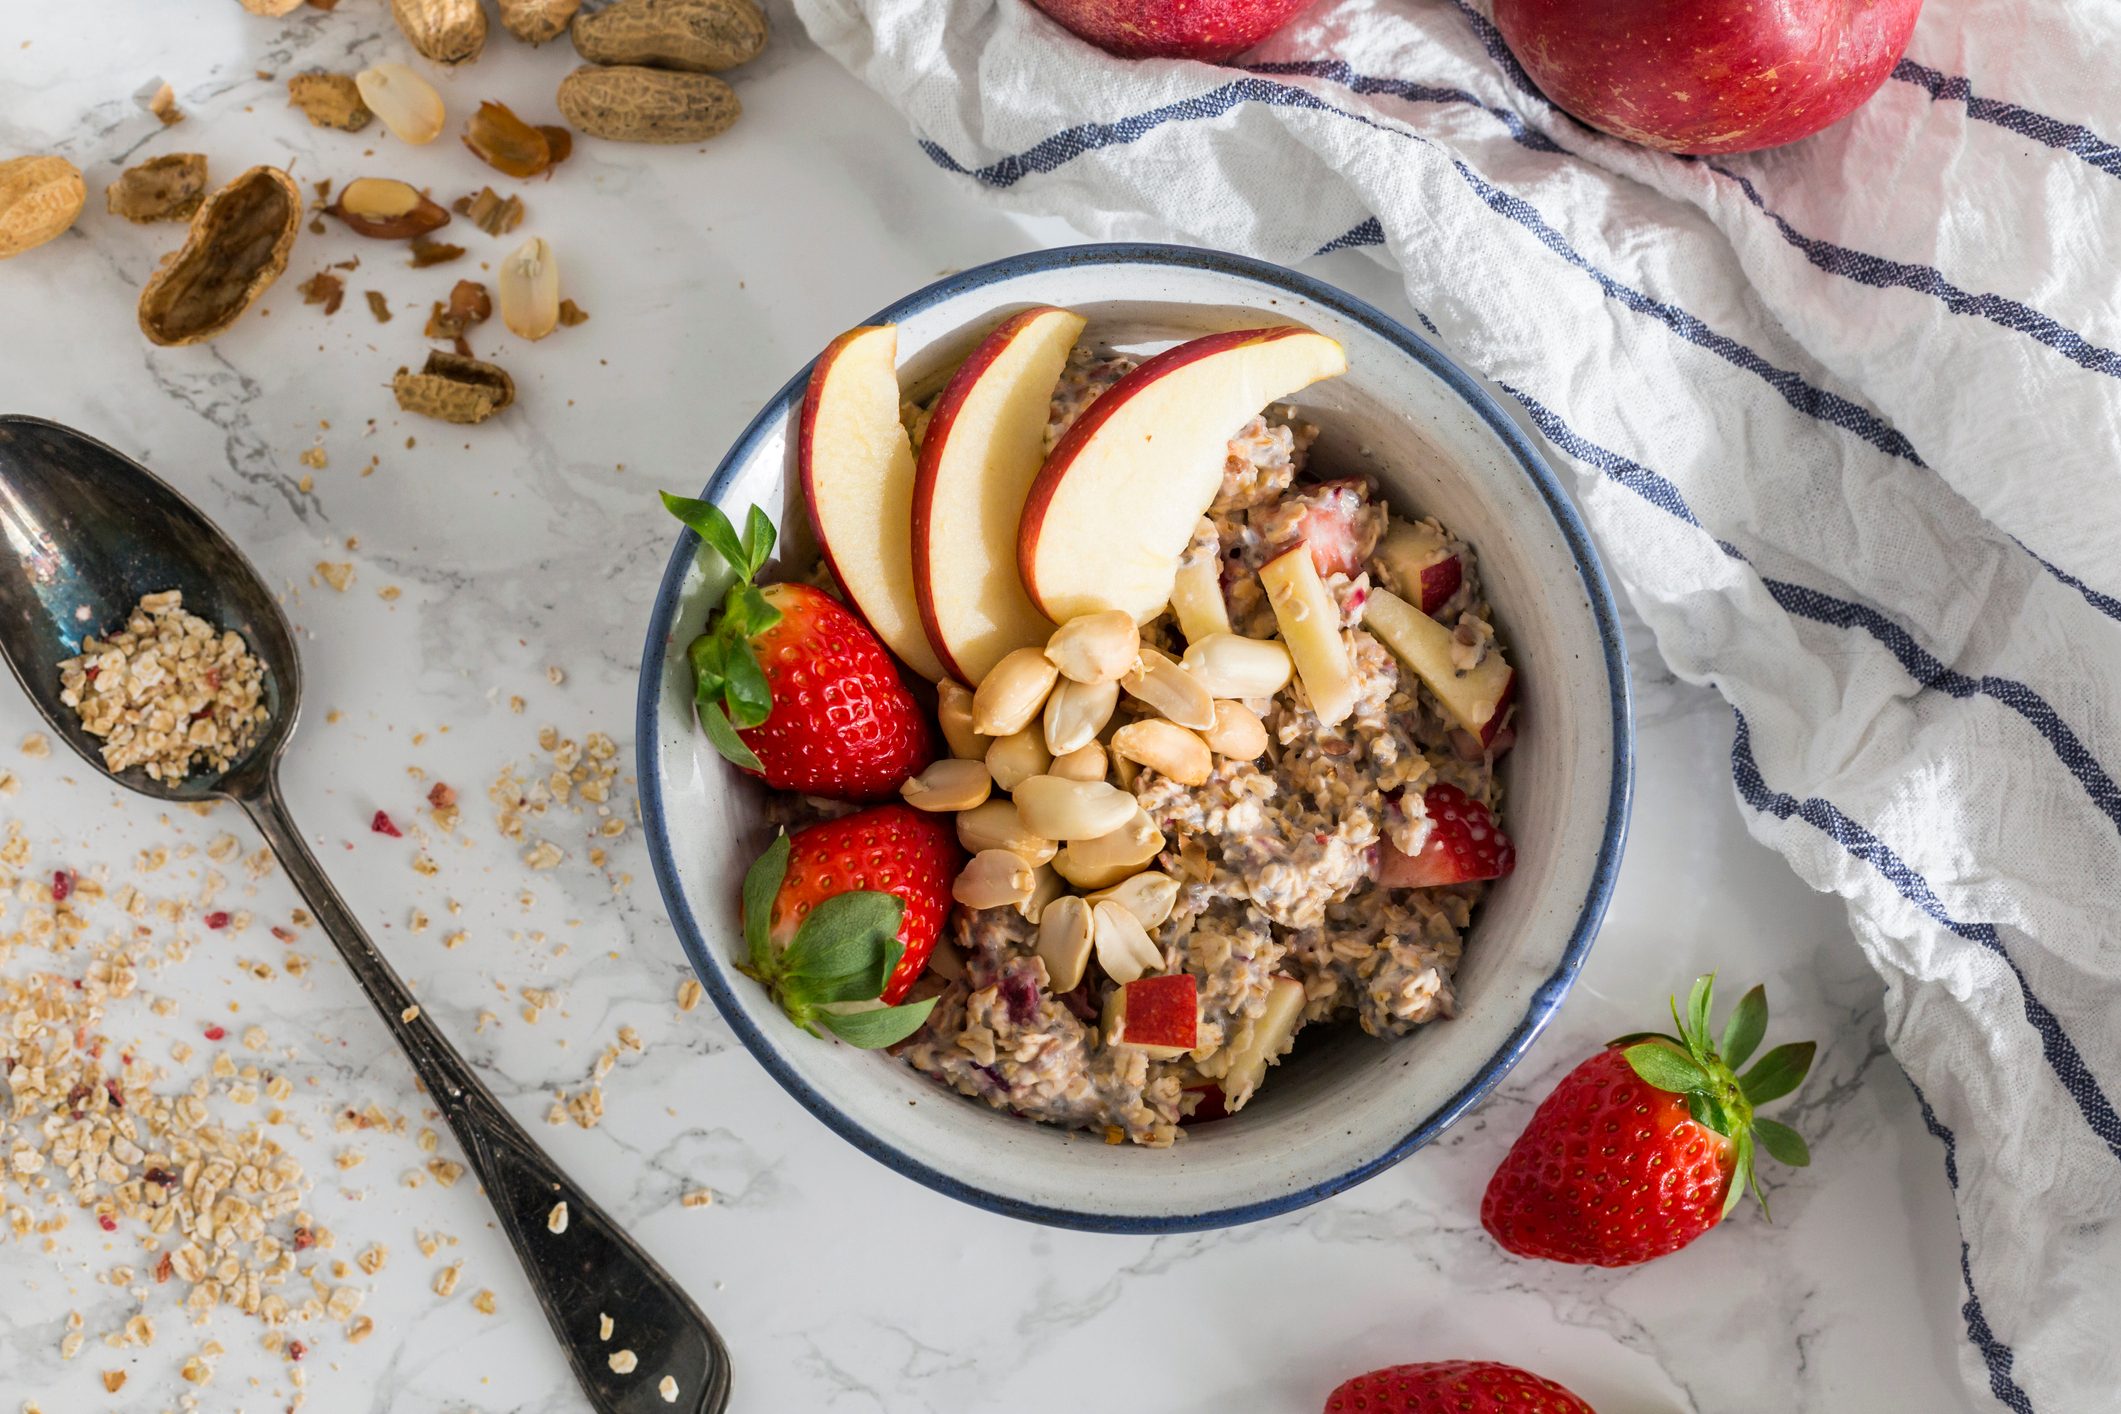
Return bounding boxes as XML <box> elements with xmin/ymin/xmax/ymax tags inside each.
<box><xmin>327</xmin><ymin>178</ymin><xmax>451</xmax><ymax>239</ymax></box>
<box><xmin>571</xmin><ymin>0</ymin><xmax>768</xmax><ymax>73</ymax></box>
<box><xmin>464</xmin><ymin>101</ymin><xmax>555</xmax><ymax>179</ymax></box>
<box><xmin>106</xmin><ymin>154</ymin><xmax>208</xmax><ymax>223</ymax></box>
<box><xmin>454</xmin><ymin>187</ymin><xmax>525</xmax><ymax>236</ymax></box>
<box><xmin>0</xmin><ymin>155</ymin><xmax>86</xmax><ymax>259</ymax></box>
<box><xmin>556</xmin><ymin>65</ymin><xmax>739</xmax><ymax>144</ymax></box>
<box><xmin>287</xmin><ymin>73</ymin><xmax>373</xmax><ymax>131</ymax></box>
<box><xmin>498</xmin><ymin>0</ymin><xmax>582</xmax><ymax>43</ymax></box>
<box><xmin>390</xmin><ymin>0</ymin><xmax>487</xmax><ymax>65</ymax></box>
<box><xmin>239</xmin><ymin>0</ymin><xmax>306</xmax><ymax>14</ymax></box>
<box><xmin>137</xmin><ymin>165</ymin><xmax>300</xmax><ymax>346</ymax></box>
<box><xmin>393</xmin><ymin>350</ymin><xmax>514</xmax><ymax>424</ymax></box>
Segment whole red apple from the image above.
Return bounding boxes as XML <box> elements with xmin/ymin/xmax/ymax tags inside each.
<box><xmin>1491</xmin><ymin>0</ymin><xmax>1924</xmax><ymax>154</ymax></box>
<box><xmin>1029</xmin><ymin>0</ymin><xmax>1317</xmax><ymax>61</ymax></box>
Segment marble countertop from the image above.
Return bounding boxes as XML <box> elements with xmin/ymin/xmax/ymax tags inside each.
<box><xmin>0</xmin><ymin>5</ymin><xmax>1981</xmax><ymax>1411</ymax></box>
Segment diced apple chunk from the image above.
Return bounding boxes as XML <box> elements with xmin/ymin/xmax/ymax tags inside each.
<box><xmin>1170</xmin><ymin>518</ymin><xmax>1231</xmax><ymax>645</ymax></box>
<box><xmin>1361</xmin><ymin>587</ymin><xmax>1514</xmax><ymax>744</ymax></box>
<box><xmin>1102</xmin><ymin>972</ymin><xmax>1199</xmax><ymax>1059</ymax></box>
<box><xmin>1373</xmin><ymin>519</ymin><xmax>1462</xmax><ymax>615</ymax></box>
<box><xmin>1258</xmin><ymin>544</ymin><xmax>1355</xmax><ymax>727</ymax></box>
<box><xmin>1220</xmin><ymin>975</ymin><xmax>1305</xmax><ymax>1110</ymax></box>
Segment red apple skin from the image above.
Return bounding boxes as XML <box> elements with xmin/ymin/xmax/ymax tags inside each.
<box><xmin>1029</xmin><ymin>0</ymin><xmax>1316</xmax><ymax>61</ymax></box>
<box><xmin>911</xmin><ymin>306</ymin><xmax>1068</xmax><ymax>685</ymax></box>
<box><xmin>1118</xmin><ymin>973</ymin><xmax>1200</xmax><ymax>1049</ymax></box>
<box><xmin>799</xmin><ymin>326</ymin><xmax>880</xmax><ymax>626</ymax></box>
<box><xmin>1018</xmin><ymin>326</ymin><xmax>1316</xmax><ymax>621</ymax></box>
<box><xmin>1418</xmin><ymin>554</ymin><xmax>1462</xmax><ymax>616</ymax></box>
<box><xmin>1492</xmin><ymin>0</ymin><xmax>1924</xmax><ymax>155</ymax></box>
<box><xmin>1478</xmin><ymin>672</ymin><xmax>1518</xmax><ymax>750</ymax></box>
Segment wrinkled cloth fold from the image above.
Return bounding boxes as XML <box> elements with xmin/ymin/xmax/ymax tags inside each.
<box><xmin>793</xmin><ymin>1</ymin><xmax>2121</xmax><ymax>1406</ymax></box>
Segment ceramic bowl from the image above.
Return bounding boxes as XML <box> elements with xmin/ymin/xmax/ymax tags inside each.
<box><xmin>638</xmin><ymin>243</ymin><xmax>1631</xmax><ymax>1233</ymax></box>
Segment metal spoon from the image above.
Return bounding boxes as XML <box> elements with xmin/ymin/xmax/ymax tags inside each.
<box><xmin>0</xmin><ymin>415</ymin><xmax>731</xmax><ymax>1414</ymax></box>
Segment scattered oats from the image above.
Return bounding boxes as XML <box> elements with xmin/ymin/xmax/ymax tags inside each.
<box><xmin>472</xmin><ymin>1288</ymin><xmax>497</xmax><ymax>1315</ymax></box>
<box><xmin>676</xmin><ymin>978</ymin><xmax>703</xmax><ymax>1012</ymax></box>
<box><xmin>417</xmin><ymin>1127</ymin><xmax>439</xmax><ymax>1153</ymax></box>
<box><xmin>523</xmin><ymin>839</ymin><xmax>565</xmax><ymax>870</ymax></box>
<box><xmin>563</xmin><ymin>1085</ymin><xmax>604</xmax><ymax>1129</ymax></box>
<box><xmin>608</xmin><ymin>1349</ymin><xmax>638</xmax><ymax>1375</ymax></box>
<box><xmin>617</xmin><ymin>1024</ymin><xmax>643</xmax><ymax>1053</ymax></box>
<box><xmin>346</xmin><ymin>1315</ymin><xmax>374</xmax><ymax>1343</ymax></box>
<box><xmin>56</xmin><ymin>592</ymin><xmax>267</xmax><ymax>782</ymax></box>
<box><xmin>409</xmin><ymin>908</ymin><xmax>430</xmax><ymax>933</ymax></box>
<box><xmin>59</xmin><ymin>1330</ymin><xmax>84</xmax><ymax>1359</ymax></box>
<box><xmin>400</xmin><ymin>1004</ymin><xmax>420</xmax><ymax>1023</ymax></box>
<box><xmin>426</xmin><ymin>1157</ymin><xmax>464</xmax><ymax>1187</ymax></box>
<box><xmin>336</xmin><ymin>1148</ymin><xmax>365</xmax><ymax>1170</ymax></box>
<box><xmin>443</xmin><ymin>929</ymin><xmax>467</xmax><ymax>950</ymax></box>
<box><xmin>356</xmin><ymin>1243</ymin><xmax>387</xmax><ymax>1274</ymax></box>
<box><xmin>20</xmin><ymin>733</ymin><xmax>50</xmax><ymax>759</ymax></box>
<box><xmin>659</xmin><ymin>1375</ymin><xmax>679</xmax><ymax>1403</ymax></box>
<box><xmin>101</xmin><ymin>1371</ymin><xmax>127</xmax><ymax>1393</ymax></box>
<box><xmin>325</xmin><ymin>1287</ymin><xmax>364</xmax><ymax>1320</ymax></box>
<box><xmin>599</xmin><ymin>1312</ymin><xmax>614</xmax><ymax>1341</ymax></box>
<box><xmin>433</xmin><ymin>1261</ymin><xmax>462</xmax><ymax>1297</ymax></box>
<box><xmin>379</xmin><ymin>585</ymin><xmax>402</xmax><ymax>602</ymax></box>
<box><xmin>412</xmin><ymin>853</ymin><xmax>439</xmax><ymax>876</ymax></box>
<box><xmin>0</xmin><ymin>769</ymin><xmax>17</xmax><ymax>794</ymax></box>
<box><xmin>546</xmin><ymin>664</ymin><xmax>567</xmax><ymax>685</ymax></box>
<box><xmin>297</xmin><ymin>473</ymin><xmax>314</xmax><ymax>494</ymax></box>
<box><xmin>546</xmin><ymin>1200</ymin><xmax>569</xmax><ymax>1234</ymax></box>
<box><xmin>179</xmin><ymin>1353</ymin><xmax>213</xmax><ymax>1385</ymax></box>
<box><xmin>680</xmin><ymin>1188</ymin><xmax>714</xmax><ymax>1209</ymax></box>
<box><xmin>509</xmin><ymin>695</ymin><xmax>526</xmax><ymax>714</ymax></box>
<box><xmin>317</xmin><ymin>562</ymin><xmax>354</xmax><ymax>592</ymax></box>
<box><xmin>298</xmin><ymin>445</ymin><xmax>328</xmax><ymax>470</ymax></box>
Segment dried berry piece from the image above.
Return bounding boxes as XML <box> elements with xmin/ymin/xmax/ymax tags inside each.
<box><xmin>105</xmin><ymin>153</ymin><xmax>208</xmax><ymax>223</ymax></box>
<box><xmin>557</xmin><ymin>65</ymin><xmax>739</xmax><ymax>144</ymax></box>
<box><xmin>409</xmin><ymin>235</ymin><xmax>466</xmax><ymax>268</ymax></box>
<box><xmin>287</xmin><ymin>73</ymin><xmax>372</xmax><ymax>131</ymax></box>
<box><xmin>393</xmin><ymin>350</ymin><xmax>515</xmax><ymax>424</ymax></box>
<box><xmin>557</xmin><ymin>298</ymin><xmax>589</xmax><ymax>327</ymax></box>
<box><xmin>464</xmin><ymin>101</ymin><xmax>554</xmax><ymax>179</ymax></box>
<box><xmin>497</xmin><ymin>235</ymin><xmax>559</xmax><ymax>340</ymax></box>
<box><xmin>138</xmin><ymin>165</ymin><xmax>300</xmax><ymax>346</ymax></box>
<box><xmin>298</xmin><ymin>269</ymin><xmax>345</xmax><ymax>314</ymax></box>
<box><xmin>365</xmin><ymin>291</ymin><xmax>393</xmax><ymax>323</ymax></box>
<box><xmin>572</xmin><ymin>0</ymin><xmax>768</xmax><ymax>73</ymax></box>
<box><xmin>355</xmin><ymin>62</ymin><xmax>447</xmax><ymax>145</ymax></box>
<box><xmin>453</xmin><ymin>186</ymin><xmax>524</xmax><ymax>236</ymax></box>
<box><xmin>327</xmin><ymin>178</ymin><xmax>451</xmax><ymax>239</ymax></box>
<box><xmin>0</xmin><ymin>155</ymin><xmax>86</xmax><ymax>259</ymax></box>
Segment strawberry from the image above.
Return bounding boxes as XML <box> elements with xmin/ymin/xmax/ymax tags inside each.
<box><xmin>1482</xmin><ymin>975</ymin><xmax>1816</xmax><ymax>1267</ymax></box>
<box><xmin>1324</xmin><ymin>1360</ymin><xmax>1594</xmax><ymax>1414</ymax></box>
<box><xmin>661</xmin><ymin>493</ymin><xmax>935</xmax><ymax>801</ymax></box>
<box><xmin>1284</xmin><ymin>479</ymin><xmax>1374</xmax><ymax>580</ymax></box>
<box><xmin>1375</xmin><ymin>783</ymin><xmax>1515</xmax><ymax>888</ymax></box>
<box><xmin>738</xmin><ymin>806</ymin><xmax>961</xmax><ymax>1044</ymax></box>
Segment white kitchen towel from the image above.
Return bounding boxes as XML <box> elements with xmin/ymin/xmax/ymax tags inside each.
<box><xmin>793</xmin><ymin>0</ymin><xmax>2121</xmax><ymax>1406</ymax></box>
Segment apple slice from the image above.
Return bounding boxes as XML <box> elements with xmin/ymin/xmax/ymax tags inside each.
<box><xmin>1019</xmin><ymin>326</ymin><xmax>1347</xmax><ymax>624</ymax></box>
<box><xmin>1220</xmin><ymin>974</ymin><xmax>1305</xmax><ymax>1109</ymax></box>
<box><xmin>1170</xmin><ymin>517</ymin><xmax>1231</xmax><ymax>644</ymax></box>
<box><xmin>1374</xmin><ymin>519</ymin><xmax>1463</xmax><ymax>615</ymax></box>
<box><xmin>1361</xmin><ymin>587</ymin><xmax>1514</xmax><ymax>744</ymax></box>
<box><xmin>799</xmin><ymin>325</ymin><xmax>946</xmax><ymax>683</ymax></box>
<box><xmin>912</xmin><ymin>306</ymin><xmax>1086</xmax><ymax>684</ymax></box>
<box><xmin>1102</xmin><ymin>972</ymin><xmax>1199</xmax><ymax>1059</ymax></box>
<box><xmin>1259</xmin><ymin>544</ymin><xmax>1355</xmax><ymax>727</ymax></box>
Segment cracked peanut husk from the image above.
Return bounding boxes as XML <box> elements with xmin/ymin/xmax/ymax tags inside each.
<box><xmin>137</xmin><ymin>165</ymin><xmax>300</xmax><ymax>346</ymax></box>
<box><xmin>105</xmin><ymin>154</ymin><xmax>208</xmax><ymax>223</ymax></box>
<box><xmin>393</xmin><ymin>350</ymin><xmax>514</xmax><ymax>424</ymax></box>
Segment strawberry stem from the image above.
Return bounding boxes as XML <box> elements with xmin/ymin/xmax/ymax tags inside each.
<box><xmin>662</xmin><ymin>493</ymin><xmax>783</xmax><ymax>770</ymax></box>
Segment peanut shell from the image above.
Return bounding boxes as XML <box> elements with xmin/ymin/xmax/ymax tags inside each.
<box><xmin>393</xmin><ymin>351</ymin><xmax>515</xmax><ymax>424</ymax></box>
<box><xmin>498</xmin><ymin>0</ymin><xmax>581</xmax><ymax>43</ymax></box>
<box><xmin>391</xmin><ymin>0</ymin><xmax>487</xmax><ymax>64</ymax></box>
<box><xmin>571</xmin><ymin>0</ymin><xmax>768</xmax><ymax>73</ymax></box>
<box><xmin>105</xmin><ymin>154</ymin><xmax>208</xmax><ymax>223</ymax></box>
<box><xmin>556</xmin><ymin>65</ymin><xmax>739</xmax><ymax>144</ymax></box>
<box><xmin>0</xmin><ymin>155</ymin><xmax>85</xmax><ymax>260</ymax></box>
<box><xmin>287</xmin><ymin>73</ymin><xmax>373</xmax><ymax>131</ymax></box>
<box><xmin>137</xmin><ymin>165</ymin><xmax>300</xmax><ymax>346</ymax></box>
<box><xmin>239</xmin><ymin>0</ymin><xmax>306</xmax><ymax>14</ymax></box>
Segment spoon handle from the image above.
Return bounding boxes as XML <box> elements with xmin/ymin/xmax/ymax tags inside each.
<box><xmin>237</xmin><ymin>775</ymin><xmax>731</xmax><ymax>1414</ymax></box>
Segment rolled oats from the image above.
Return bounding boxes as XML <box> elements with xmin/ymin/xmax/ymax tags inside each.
<box><xmin>56</xmin><ymin>591</ymin><xmax>268</xmax><ymax>782</ymax></box>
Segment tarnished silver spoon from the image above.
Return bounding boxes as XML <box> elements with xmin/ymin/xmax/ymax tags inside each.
<box><xmin>0</xmin><ymin>415</ymin><xmax>730</xmax><ymax>1414</ymax></box>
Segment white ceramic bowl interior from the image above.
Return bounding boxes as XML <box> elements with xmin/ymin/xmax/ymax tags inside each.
<box><xmin>639</xmin><ymin>245</ymin><xmax>1631</xmax><ymax>1232</ymax></box>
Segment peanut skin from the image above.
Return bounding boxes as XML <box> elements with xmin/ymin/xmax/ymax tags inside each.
<box><xmin>556</xmin><ymin>65</ymin><xmax>739</xmax><ymax>143</ymax></box>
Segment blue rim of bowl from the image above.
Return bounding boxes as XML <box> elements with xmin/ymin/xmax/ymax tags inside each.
<box><xmin>637</xmin><ymin>241</ymin><xmax>1634</xmax><ymax>1234</ymax></box>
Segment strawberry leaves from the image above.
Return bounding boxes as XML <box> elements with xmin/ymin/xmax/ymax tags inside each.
<box><xmin>663</xmin><ymin>493</ymin><xmax>782</xmax><ymax>772</ymax></box>
<box><xmin>737</xmin><ymin>831</ymin><xmax>937</xmax><ymax>1049</ymax></box>
<box><xmin>1614</xmin><ymin>974</ymin><xmax>1815</xmax><ymax>1221</ymax></box>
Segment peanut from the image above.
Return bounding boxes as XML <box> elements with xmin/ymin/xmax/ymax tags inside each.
<box><xmin>1200</xmin><ymin>700</ymin><xmax>1269</xmax><ymax>761</ymax></box>
<box><xmin>327</xmin><ymin>178</ymin><xmax>452</xmax><ymax>239</ymax></box>
<box><xmin>391</xmin><ymin>0</ymin><xmax>487</xmax><ymax>65</ymax></box>
<box><xmin>1017</xmin><ymin>864</ymin><xmax>1064</xmax><ymax>924</ymax></box>
<box><xmin>1120</xmin><ymin>648</ymin><xmax>1215</xmax><ymax>731</ymax></box>
<box><xmin>936</xmin><ymin>679</ymin><xmax>989</xmax><ymax>760</ymax></box>
<box><xmin>1091</xmin><ymin>900</ymin><xmax>1161</xmax><ymax>985</ymax></box>
<box><xmin>0</xmin><ymin>155</ymin><xmax>84</xmax><ymax>260</ymax></box>
<box><xmin>573</xmin><ymin>0</ymin><xmax>768</xmax><ymax>72</ymax></box>
<box><xmin>557</xmin><ymin>65</ymin><xmax>740</xmax><ymax>144</ymax></box>
<box><xmin>239</xmin><ymin>0</ymin><xmax>305</xmax><ymax>14</ymax></box>
<box><xmin>497</xmin><ymin>235</ymin><xmax>561</xmax><ymax>339</ymax></box>
<box><xmin>1035</xmin><ymin>896</ymin><xmax>1093</xmax><ymax>992</ymax></box>
<box><xmin>137</xmin><ymin>166</ymin><xmax>299</xmax><ymax>346</ymax></box>
<box><xmin>954</xmin><ymin>799</ymin><xmax>1056</xmax><ymax>867</ymax></box>
<box><xmin>1049</xmin><ymin>740</ymin><xmax>1107</xmax><ymax>783</ymax></box>
<box><xmin>971</xmin><ymin>646</ymin><xmax>1057</xmax><ymax>737</ymax></box>
<box><xmin>1110</xmin><ymin>719</ymin><xmax>1212</xmax><ymax>787</ymax></box>
<box><xmin>899</xmin><ymin>759</ymin><xmax>991</xmax><ymax>813</ymax></box>
<box><xmin>105</xmin><ymin>154</ymin><xmax>207</xmax><ymax>223</ymax></box>
<box><xmin>952</xmin><ymin>850</ymin><xmax>1036</xmax><ymax>912</ymax></box>
<box><xmin>1044</xmin><ymin>610</ymin><xmax>1139</xmax><ymax>685</ymax></box>
<box><xmin>1181</xmin><ymin>633</ymin><xmax>1294</xmax><ymax>700</ymax></box>
<box><xmin>1011</xmin><ymin>776</ymin><xmax>1136</xmax><ymax>843</ymax></box>
<box><xmin>498</xmin><ymin>0</ymin><xmax>582</xmax><ymax>43</ymax></box>
<box><xmin>984</xmin><ymin>727</ymin><xmax>1051</xmax><ymax>792</ymax></box>
<box><xmin>356</xmin><ymin>63</ymin><xmax>447</xmax><ymax>145</ymax></box>
<box><xmin>392</xmin><ymin>351</ymin><xmax>515</xmax><ymax>424</ymax></box>
<box><xmin>1086</xmin><ymin>871</ymin><xmax>1180</xmax><ymax>931</ymax></box>
<box><xmin>1042</xmin><ymin>677</ymin><xmax>1117</xmax><ymax>758</ymax></box>
<box><xmin>1055</xmin><ymin>809</ymin><xmax>1164</xmax><ymax>889</ymax></box>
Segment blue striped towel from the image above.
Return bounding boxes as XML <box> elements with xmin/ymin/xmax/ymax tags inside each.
<box><xmin>793</xmin><ymin>0</ymin><xmax>2121</xmax><ymax>1406</ymax></box>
